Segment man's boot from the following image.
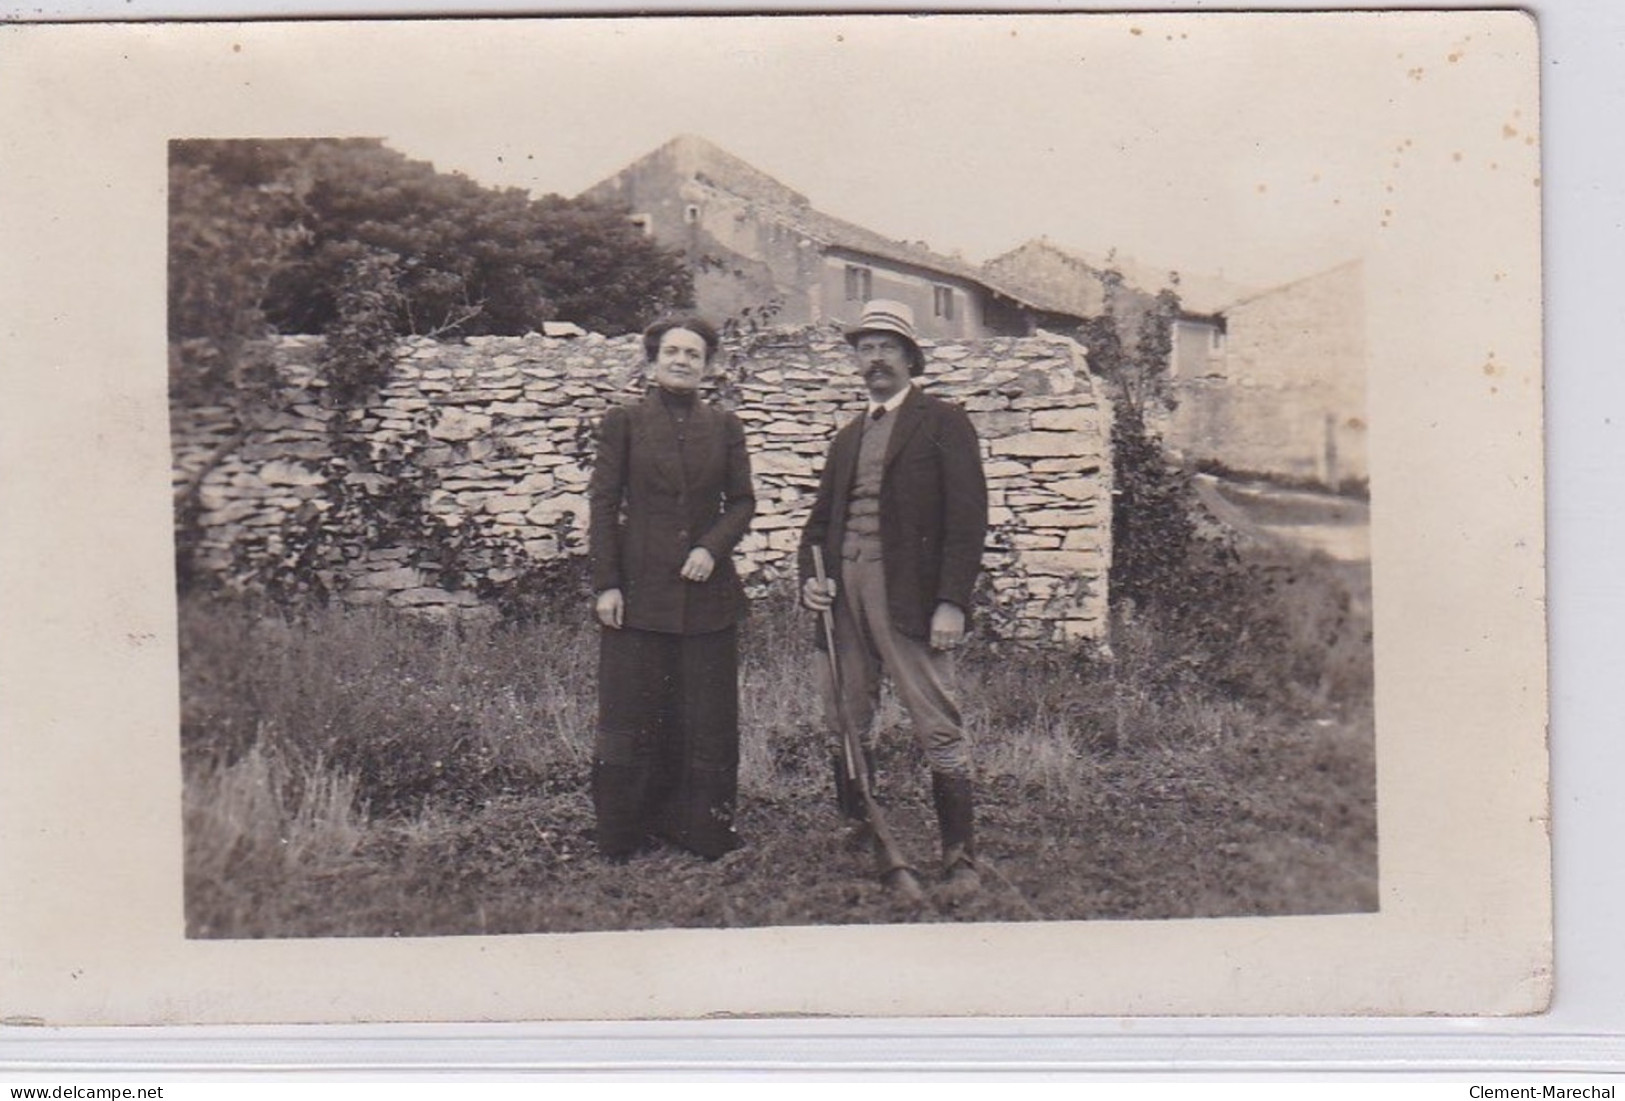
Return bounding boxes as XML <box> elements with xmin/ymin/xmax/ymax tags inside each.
<box><xmin>932</xmin><ymin>770</ymin><xmax>980</xmax><ymax>897</ymax></box>
<box><xmin>834</xmin><ymin>749</ymin><xmax>926</xmax><ymax>902</ymax></box>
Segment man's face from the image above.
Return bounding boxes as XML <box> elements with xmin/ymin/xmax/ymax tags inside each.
<box><xmin>650</xmin><ymin>327</ymin><xmax>710</xmax><ymax>392</ymax></box>
<box><xmin>854</xmin><ymin>332</ymin><xmax>913</xmax><ymax>402</ymax></box>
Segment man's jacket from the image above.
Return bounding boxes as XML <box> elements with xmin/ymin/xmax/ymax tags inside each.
<box><xmin>799</xmin><ymin>386</ymin><xmax>989</xmax><ymax>641</ymax></box>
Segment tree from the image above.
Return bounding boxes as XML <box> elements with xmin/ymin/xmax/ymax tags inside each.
<box><xmin>168</xmin><ymin>141</ymin><xmax>308</xmax><ymax>410</ymax></box>
<box><xmin>171</xmin><ymin>138</ymin><xmax>695</xmax><ymax>346</ymax></box>
<box><xmin>250</xmin><ymin>139</ymin><xmax>692</xmax><ymax>338</ymax></box>
<box><xmin>523</xmin><ymin>193</ymin><xmax>696</xmax><ymax>335</ymax></box>
<box><xmin>1078</xmin><ymin>267</ymin><xmax>1191</xmax><ymax>612</ymax></box>
<box><xmin>1080</xmin><ymin>269</ymin><xmax>1297</xmax><ymax>702</ymax></box>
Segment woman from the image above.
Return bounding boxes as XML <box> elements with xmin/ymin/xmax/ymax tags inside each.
<box><xmin>586</xmin><ymin>316</ymin><xmax>756</xmax><ymax>860</ymax></box>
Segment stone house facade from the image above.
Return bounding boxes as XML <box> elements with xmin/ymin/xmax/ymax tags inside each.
<box><xmin>579</xmin><ymin>136</ymin><xmax>1080</xmax><ymax>341</ymax></box>
<box><xmin>1163</xmin><ymin>260</ymin><xmax>1367</xmax><ymax>488</ymax></box>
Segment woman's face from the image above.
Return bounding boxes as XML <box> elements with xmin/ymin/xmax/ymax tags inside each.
<box><xmin>650</xmin><ymin>327</ymin><xmax>710</xmax><ymax>392</ymax></box>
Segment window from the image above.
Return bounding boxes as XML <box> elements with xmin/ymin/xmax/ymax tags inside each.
<box><xmin>844</xmin><ymin>265</ymin><xmax>872</xmax><ymax>302</ymax></box>
<box><xmin>933</xmin><ymin>285</ymin><xmax>956</xmax><ymax>320</ymax></box>
<box><xmin>683</xmin><ymin>203</ymin><xmax>701</xmax><ymax>224</ymax></box>
<box><xmin>628</xmin><ymin>213</ymin><xmax>652</xmax><ymax>236</ymax></box>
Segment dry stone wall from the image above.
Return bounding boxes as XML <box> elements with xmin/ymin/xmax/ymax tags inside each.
<box><xmin>172</xmin><ymin>327</ymin><xmax>1112</xmax><ymax>643</ymax></box>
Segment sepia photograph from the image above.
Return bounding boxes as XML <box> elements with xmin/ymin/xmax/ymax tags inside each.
<box><xmin>167</xmin><ymin>21</ymin><xmax>1381</xmax><ymax>938</ymax></box>
<box><xmin>0</xmin><ymin>11</ymin><xmax>1545</xmax><ymax>1022</ymax></box>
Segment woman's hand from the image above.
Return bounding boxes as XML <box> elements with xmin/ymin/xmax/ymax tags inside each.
<box><xmin>594</xmin><ymin>587</ymin><xmax>624</xmax><ymax>629</ymax></box>
<box><xmin>680</xmin><ymin>547</ymin><xmax>715</xmax><ymax>582</ymax></box>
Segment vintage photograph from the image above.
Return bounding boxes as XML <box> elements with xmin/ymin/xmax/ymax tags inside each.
<box><xmin>168</xmin><ymin>19</ymin><xmax>1381</xmax><ymax>939</ymax></box>
<box><xmin>0</xmin><ymin>12</ymin><xmax>1546</xmax><ymax>1022</ymax></box>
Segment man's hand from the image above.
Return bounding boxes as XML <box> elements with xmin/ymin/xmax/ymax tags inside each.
<box><xmin>679</xmin><ymin>547</ymin><xmax>715</xmax><ymax>582</ymax></box>
<box><xmin>802</xmin><ymin>576</ymin><xmax>837</xmax><ymax>612</ymax></box>
<box><xmin>594</xmin><ymin>587</ymin><xmax>625</xmax><ymax>629</ymax></box>
<box><xmin>930</xmin><ymin>601</ymin><xmax>966</xmax><ymax>651</ymax></box>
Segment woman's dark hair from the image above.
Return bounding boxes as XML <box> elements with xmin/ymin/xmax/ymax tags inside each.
<box><xmin>642</xmin><ymin>315</ymin><xmax>721</xmax><ymax>364</ymax></box>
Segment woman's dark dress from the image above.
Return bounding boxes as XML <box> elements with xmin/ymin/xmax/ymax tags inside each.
<box><xmin>586</xmin><ymin>386</ymin><xmax>755</xmax><ymax>858</ymax></box>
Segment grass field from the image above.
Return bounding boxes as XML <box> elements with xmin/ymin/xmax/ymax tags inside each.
<box><xmin>180</xmin><ymin>534</ymin><xmax>1376</xmax><ymax>939</ymax></box>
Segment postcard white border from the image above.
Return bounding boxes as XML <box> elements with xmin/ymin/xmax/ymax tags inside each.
<box><xmin>0</xmin><ymin>11</ymin><xmax>1548</xmax><ymax>1025</ymax></box>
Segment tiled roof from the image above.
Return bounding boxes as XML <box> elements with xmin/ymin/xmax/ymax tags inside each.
<box><xmin>1215</xmin><ymin>257</ymin><xmax>1362</xmax><ymax>312</ymax></box>
<box><xmin>993</xmin><ymin>239</ymin><xmax>1256</xmax><ymax>316</ymax></box>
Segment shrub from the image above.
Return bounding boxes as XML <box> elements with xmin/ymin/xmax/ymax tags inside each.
<box><xmin>1074</xmin><ymin>270</ymin><xmax>1371</xmax><ymax>713</ymax></box>
<box><xmin>318</xmin><ymin>251</ymin><xmax>406</xmax><ymax>407</ymax></box>
<box><xmin>481</xmin><ymin>554</ymin><xmax>596</xmax><ymax>625</ymax></box>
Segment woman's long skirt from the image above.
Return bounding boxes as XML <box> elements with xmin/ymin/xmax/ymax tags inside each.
<box><xmin>592</xmin><ymin>624</ymin><xmax>741</xmax><ymax>860</ymax></box>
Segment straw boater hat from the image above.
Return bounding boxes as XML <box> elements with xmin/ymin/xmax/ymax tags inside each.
<box><xmin>845</xmin><ymin>299</ymin><xmax>927</xmax><ymax>376</ymax></box>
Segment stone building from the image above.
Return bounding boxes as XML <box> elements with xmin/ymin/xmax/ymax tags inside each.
<box><xmin>984</xmin><ymin>237</ymin><xmax>1251</xmax><ymax>349</ymax></box>
<box><xmin>579</xmin><ymin>135</ymin><xmax>1081</xmax><ymax>341</ymax></box>
<box><xmin>986</xmin><ymin>239</ymin><xmax>1366</xmax><ymax>489</ymax></box>
<box><xmin>1164</xmin><ymin>260</ymin><xmax>1368</xmax><ymax>488</ymax></box>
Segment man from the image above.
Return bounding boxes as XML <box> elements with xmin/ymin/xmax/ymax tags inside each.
<box><xmin>798</xmin><ymin>299</ymin><xmax>989</xmax><ymax>895</ymax></box>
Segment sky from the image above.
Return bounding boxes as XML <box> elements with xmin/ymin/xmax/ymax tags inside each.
<box><xmin>361</xmin><ymin>12</ymin><xmax>1533</xmax><ymax>296</ymax></box>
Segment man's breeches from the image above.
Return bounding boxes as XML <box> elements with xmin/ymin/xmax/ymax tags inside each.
<box><xmin>818</xmin><ymin>555</ymin><xmax>972</xmax><ymax>775</ymax></box>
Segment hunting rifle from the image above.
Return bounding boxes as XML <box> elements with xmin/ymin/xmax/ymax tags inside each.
<box><xmin>811</xmin><ymin>546</ymin><xmax>926</xmax><ymax>903</ymax></box>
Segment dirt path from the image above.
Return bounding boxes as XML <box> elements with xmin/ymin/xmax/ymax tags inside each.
<box><xmin>1193</xmin><ymin>474</ymin><xmax>1370</xmax><ymax>563</ymax></box>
